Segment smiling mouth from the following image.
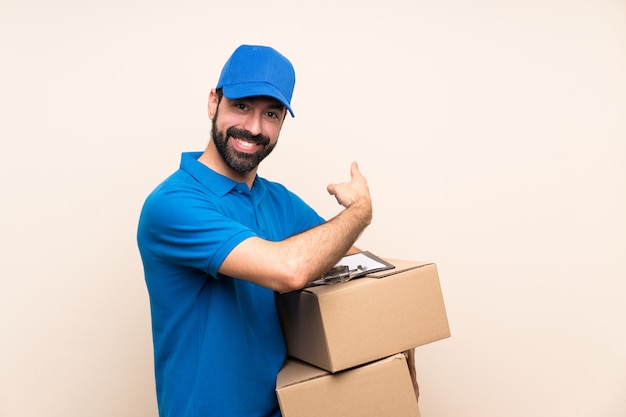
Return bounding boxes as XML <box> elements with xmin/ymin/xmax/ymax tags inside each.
<box><xmin>231</xmin><ymin>136</ymin><xmax>262</xmax><ymax>153</ymax></box>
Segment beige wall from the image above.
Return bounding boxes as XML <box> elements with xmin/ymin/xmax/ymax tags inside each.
<box><xmin>1</xmin><ymin>1</ymin><xmax>625</xmax><ymax>416</ymax></box>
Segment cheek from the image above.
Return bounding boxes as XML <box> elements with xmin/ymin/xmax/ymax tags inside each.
<box><xmin>267</xmin><ymin>132</ymin><xmax>280</xmax><ymax>146</ymax></box>
<box><xmin>265</xmin><ymin>123</ymin><xmax>283</xmax><ymax>142</ymax></box>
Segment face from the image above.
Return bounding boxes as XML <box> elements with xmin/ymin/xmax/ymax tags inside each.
<box><xmin>210</xmin><ymin>93</ymin><xmax>286</xmax><ymax>174</ymax></box>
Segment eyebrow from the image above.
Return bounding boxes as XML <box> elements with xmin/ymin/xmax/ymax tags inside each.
<box><xmin>243</xmin><ymin>97</ymin><xmax>284</xmax><ymax>110</ymax></box>
<box><xmin>267</xmin><ymin>103</ymin><xmax>286</xmax><ymax>112</ymax></box>
<box><xmin>258</xmin><ymin>101</ymin><xmax>286</xmax><ymax>116</ymax></box>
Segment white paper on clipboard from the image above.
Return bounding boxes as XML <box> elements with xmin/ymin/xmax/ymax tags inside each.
<box><xmin>334</xmin><ymin>251</ymin><xmax>395</xmax><ymax>278</ymax></box>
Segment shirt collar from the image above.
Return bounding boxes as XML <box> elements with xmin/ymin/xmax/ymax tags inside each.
<box><xmin>180</xmin><ymin>152</ymin><xmax>263</xmax><ymax>197</ymax></box>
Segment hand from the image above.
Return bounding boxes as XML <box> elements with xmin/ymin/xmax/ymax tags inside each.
<box><xmin>327</xmin><ymin>162</ymin><xmax>372</xmax><ymax>212</ymax></box>
<box><xmin>404</xmin><ymin>349</ymin><xmax>420</xmax><ymax>402</ymax></box>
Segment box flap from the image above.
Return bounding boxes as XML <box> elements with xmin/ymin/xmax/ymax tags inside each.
<box><xmin>276</xmin><ymin>358</ymin><xmax>329</xmax><ymax>389</ymax></box>
<box><xmin>276</xmin><ymin>353</ymin><xmax>407</xmax><ymax>389</ymax></box>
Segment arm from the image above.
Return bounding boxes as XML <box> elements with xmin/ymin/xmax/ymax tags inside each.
<box><xmin>346</xmin><ymin>245</ymin><xmax>362</xmax><ymax>255</ymax></box>
<box><xmin>220</xmin><ymin>162</ymin><xmax>372</xmax><ymax>292</ymax></box>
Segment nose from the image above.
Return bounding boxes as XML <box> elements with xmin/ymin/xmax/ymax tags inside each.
<box><xmin>241</xmin><ymin>112</ymin><xmax>263</xmax><ymax>136</ymax></box>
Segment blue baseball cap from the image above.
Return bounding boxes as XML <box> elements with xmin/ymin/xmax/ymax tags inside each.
<box><xmin>216</xmin><ymin>45</ymin><xmax>296</xmax><ymax>117</ymax></box>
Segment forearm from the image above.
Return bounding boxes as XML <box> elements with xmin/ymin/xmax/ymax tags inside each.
<box><xmin>281</xmin><ymin>202</ymin><xmax>371</xmax><ymax>286</ymax></box>
<box><xmin>220</xmin><ymin>161</ymin><xmax>372</xmax><ymax>292</ymax></box>
<box><xmin>222</xmin><ymin>202</ymin><xmax>370</xmax><ymax>292</ymax></box>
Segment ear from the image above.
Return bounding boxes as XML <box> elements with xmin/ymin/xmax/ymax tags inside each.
<box><xmin>208</xmin><ymin>89</ymin><xmax>218</xmax><ymax>119</ymax></box>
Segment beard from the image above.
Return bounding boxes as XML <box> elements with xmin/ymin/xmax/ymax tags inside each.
<box><xmin>211</xmin><ymin>117</ymin><xmax>276</xmax><ymax>174</ymax></box>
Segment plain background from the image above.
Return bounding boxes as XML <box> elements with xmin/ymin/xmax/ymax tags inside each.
<box><xmin>1</xmin><ymin>1</ymin><xmax>625</xmax><ymax>416</ymax></box>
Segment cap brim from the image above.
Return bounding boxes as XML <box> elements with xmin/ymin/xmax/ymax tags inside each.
<box><xmin>222</xmin><ymin>83</ymin><xmax>294</xmax><ymax>117</ymax></box>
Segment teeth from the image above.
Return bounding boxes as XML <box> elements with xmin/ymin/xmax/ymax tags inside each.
<box><xmin>234</xmin><ymin>138</ymin><xmax>256</xmax><ymax>148</ymax></box>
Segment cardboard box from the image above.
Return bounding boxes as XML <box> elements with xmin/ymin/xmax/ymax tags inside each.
<box><xmin>276</xmin><ymin>353</ymin><xmax>421</xmax><ymax>417</ymax></box>
<box><xmin>277</xmin><ymin>258</ymin><xmax>450</xmax><ymax>372</ymax></box>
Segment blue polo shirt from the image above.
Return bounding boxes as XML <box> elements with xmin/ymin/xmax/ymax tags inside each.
<box><xmin>137</xmin><ymin>152</ymin><xmax>325</xmax><ymax>417</ymax></box>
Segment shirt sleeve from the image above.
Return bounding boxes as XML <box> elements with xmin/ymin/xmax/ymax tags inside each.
<box><xmin>138</xmin><ymin>183</ymin><xmax>257</xmax><ymax>277</ymax></box>
<box><xmin>138</xmin><ymin>176</ymin><xmax>327</xmax><ymax>278</ymax></box>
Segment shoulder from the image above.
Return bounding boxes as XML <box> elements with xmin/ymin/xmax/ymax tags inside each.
<box><xmin>140</xmin><ymin>170</ymin><xmax>220</xmax><ymax>225</ymax></box>
<box><xmin>145</xmin><ymin>170</ymin><xmax>201</xmax><ymax>202</ymax></box>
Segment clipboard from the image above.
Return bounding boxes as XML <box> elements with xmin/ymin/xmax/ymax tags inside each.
<box><xmin>306</xmin><ymin>251</ymin><xmax>395</xmax><ymax>287</ymax></box>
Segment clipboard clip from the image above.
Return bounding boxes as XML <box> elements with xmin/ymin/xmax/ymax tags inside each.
<box><xmin>307</xmin><ymin>264</ymin><xmax>369</xmax><ymax>287</ymax></box>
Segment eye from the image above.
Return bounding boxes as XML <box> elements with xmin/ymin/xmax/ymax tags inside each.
<box><xmin>266</xmin><ymin>111</ymin><xmax>280</xmax><ymax>119</ymax></box>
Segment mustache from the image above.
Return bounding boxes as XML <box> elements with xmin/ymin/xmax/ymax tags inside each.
<box><xmin>227</xmin><ymin>127</ymin><xmax>270</xmax><ymax>146</ymax></box>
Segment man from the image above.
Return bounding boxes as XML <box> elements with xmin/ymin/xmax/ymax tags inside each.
<box><xmin>137</xmin><ymin>45</ymin><xmax>373</xmax><ymax>416</ymax></box>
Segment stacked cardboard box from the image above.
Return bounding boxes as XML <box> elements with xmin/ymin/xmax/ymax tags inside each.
<box><xmin>275</xmin><ymin>258</ymin><xmax>450</xmax><ymax>417</ymax></box>
<box><xmin>276</xmin><ymin>353</ymin><xmax>421</xmax><ymax>417</ymax></box>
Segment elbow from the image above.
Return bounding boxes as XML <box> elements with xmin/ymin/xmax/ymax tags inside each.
<box><xmin>273</xmin><ymin>260</ymin><xmax>316</xmax><ymax>293</ymax></box>
<box><xmin>275</xmin><ymin>271</ymin><xmax>310</xmax><ymax>293</ymax></box>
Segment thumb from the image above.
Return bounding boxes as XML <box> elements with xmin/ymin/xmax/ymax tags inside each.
<box><xmin>350</xmin><ymin>161</ymin><xmax>367</xmax><ymax>182</ymax></box>
<box><xmin>350</xmin><ymin>161</ymin><xmax>360</xmax><ymax>178</ymax></box>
